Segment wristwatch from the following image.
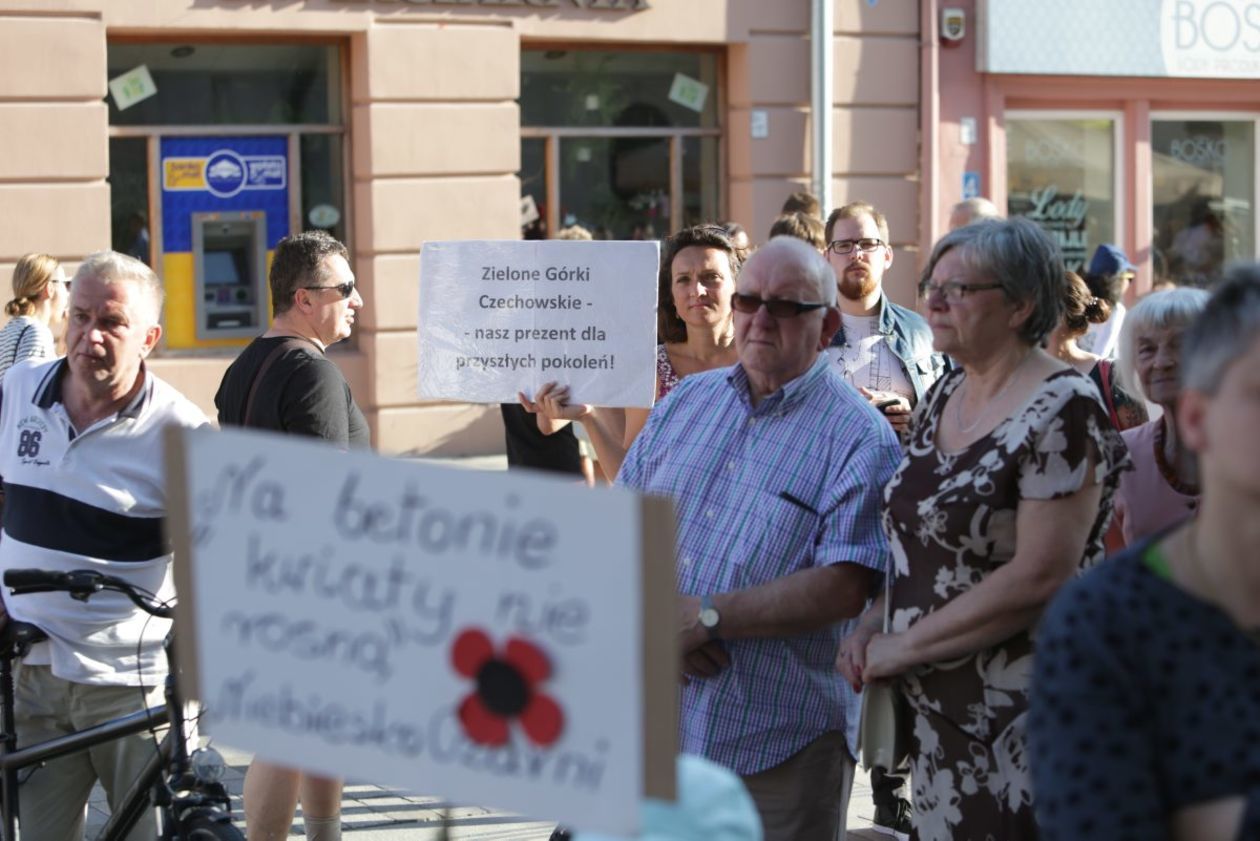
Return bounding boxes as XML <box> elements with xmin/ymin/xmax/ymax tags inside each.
<box><xmin>699</xmin><ymin>594</ymin><xmax>722</xmax><ymax>640</ymax></box>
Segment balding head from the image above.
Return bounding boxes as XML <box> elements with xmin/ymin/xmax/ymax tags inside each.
<box><xmin>734</xmin><ymin>237</ymin><xmax>840</xmax><ymax>403</ymax></box>
<box><xmin>949</xmin><ymin>197</ymin><xmax>1001</xmax><ymax>230</ymax></box>
<box><xmin>740</xmin><ymin>236</ymin><xmax>837</xmax><ymax>305</ymax></box>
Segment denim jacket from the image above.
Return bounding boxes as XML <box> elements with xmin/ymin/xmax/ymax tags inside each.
<box><xmin>827</xmin><ymin>291</ymin><xmax>949</xmax><ymax>406</ymax></box>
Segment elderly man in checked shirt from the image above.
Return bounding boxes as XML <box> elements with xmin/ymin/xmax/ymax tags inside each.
<box><xmin>619</xmin><ymin>236</ymin><xmax>902</xmax><ymax>841</ymax></box>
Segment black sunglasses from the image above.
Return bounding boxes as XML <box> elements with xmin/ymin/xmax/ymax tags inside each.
<box><xmin>302</xmin><ymin>280</ymin><xmax>355</xmax><ymax>299</ymax></box>
<box><xmin>732</xmin><ymin>292</ymin><xmax>827</xmax><ymax>318</ymax></box>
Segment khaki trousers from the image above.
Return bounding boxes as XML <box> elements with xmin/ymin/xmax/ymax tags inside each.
<box><xmin>740</xmin><ymin>730</ymin><xmax>855</xmax><ymax>841</ymax></box>
<box><xmin>15</xmin><ymin>663</ymin><xmax>165</xmax><ymax>841</ymax></box>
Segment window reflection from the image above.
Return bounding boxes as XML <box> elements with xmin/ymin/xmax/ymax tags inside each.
<box><xmin>1006</xmin><ymin>118</ymin><xmax>1116</xmax><ymax>274</ymax></box>
<box><xmin>1152</xmin><ymin>120</ymin><xmax>1255</xmax><ymax>288</ymax></box>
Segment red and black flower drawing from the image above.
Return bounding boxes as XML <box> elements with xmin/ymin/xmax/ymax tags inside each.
<box><xmin>451</xmin><ymin>627</ymin><xmax>565</xmax><ymax>747</ymax></box>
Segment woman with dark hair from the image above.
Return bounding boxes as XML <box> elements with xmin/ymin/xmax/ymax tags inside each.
<box><xmin>1031</xmin><ymin>267</ymin><xmax>1260</xmax><ymax>841</ymax></box>
<box><xmin>837</xmin><ymin>218</ymin><xmax>1127</xmax><ymax>840</ymax></box>
<box><xmin>524</xmin><ymin>224</ymin><xmax>740</xmax><ymax>480</ymax></box>
<box><xmin>1045</xmin><ymin>271</ymin><xmax>1147</xmax><ymax>431</ymax></box>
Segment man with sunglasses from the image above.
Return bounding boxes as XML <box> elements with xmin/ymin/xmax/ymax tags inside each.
<box><xmin>823</xmin><ymin>201</ymin><xmax>947</xmax><ymax>440</ymax></box>
<box><xmin>214</xmin><ymin>229</ymin><xmax>367</xmax><ymax>841</ymax></box>
<box><xmin>619</xmin><ymin>237</ymin><xmax>902</xmax><ymax>841</ymax></box>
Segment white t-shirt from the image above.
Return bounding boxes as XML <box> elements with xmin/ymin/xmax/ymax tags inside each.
<box><xmin>1079</xmin><ymin>302</ymin><xmax>1126</xmax><ymax>360</ymax></box>
<box><xmin>824</xmin><ymin>313</ymin><xmax>914</xmax><ymax>400</ymax></box>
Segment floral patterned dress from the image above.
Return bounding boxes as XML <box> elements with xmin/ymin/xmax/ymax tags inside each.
<box><xmin>656</xmin><ymin>343</ymin><xmax>682</xmax><ymax>400</ymax></box>
<box><xmin>883</xmin><ymin>368</ymin><xmax>1128</xmax><ymax>841</ymax></box>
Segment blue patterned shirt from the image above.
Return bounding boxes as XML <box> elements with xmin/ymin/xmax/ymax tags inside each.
<box><xmin>618</xmin><ymin>354</ymin><xmax>902</xmax><ymax>774</ymax></box>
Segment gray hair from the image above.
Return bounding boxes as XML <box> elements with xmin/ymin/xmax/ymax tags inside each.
<box><xmin>1181</xmin><ymin>265</ymin><xmax>1260</xmax><ymax>396</ymax></box>
<box><xmin>72</xmin><ymin>250</ymin><xmax>164</xmax><ymax>324</ymax></box>
<box><xmin>742</xmin><ymin>236</ymin><xmax>837</xmax><ymax>306</ymax></box>
<box><xmin>1116</xmin><ymin>287</ymin><xmax>1210</xmax><ymax>402</ymax></box>
<box><xmin>919</xmin><ymin>217</ymin><xmax>1063</xmax><ymax>345</ymax></box>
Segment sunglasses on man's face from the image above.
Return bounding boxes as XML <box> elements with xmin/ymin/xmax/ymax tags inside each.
<box><xmin>731</xmin><ymin>292</ymin><xmax>827</xmax><ymax>318</ymax></box>
<box><xmin>302</xmin><ymin>280</ymin><xmax>355</xmax><ymax>299</ymax></box>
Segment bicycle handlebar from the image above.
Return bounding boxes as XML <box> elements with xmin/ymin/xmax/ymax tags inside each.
<box><xmin>3</xmin><ymin>569</ymin><xmax>174</xmax><ymax>619</ymax></box>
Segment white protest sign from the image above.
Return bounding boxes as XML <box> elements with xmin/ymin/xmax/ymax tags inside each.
<box><xmin>417</xmin><ymin>240</ymin><xmax>659</xmax><ymax>407</ymax></box>
<box><xmin>167</xmin><ymin>427</ymin><xmax>677</xmax><ymax>835</ymax></box>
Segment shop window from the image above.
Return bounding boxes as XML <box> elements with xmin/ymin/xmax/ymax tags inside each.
<box><xmin>108</xmin><ymin>138</ymin><xmax>151</xmax><ymax>265</ymax></box>
<box><xmin>300</xmin><ymin>134</ymin><xmax>347</xmax><ymax>246</ymax></box>
<box><xmin>520</xmin><ymin>49</ymin><xmax>721</xmax><ymax>240</ymax></box>
<box><xmin>564</xmin><ymin>137</ymin><xmax>669</xmax><ymax>239</ymax></box>
<box><xmin>107</xmin><ymin>44</ymin><xmax>341</xmax><ymax>127</ymax></box>
<box><xmin>521</xmin><ymin>50</ymin><xmax>717</xmax><ymax>130</ymax></box>
<box><xmin>1152</xmin><ymin>119</ymin><xmax>1255</xmax><ymax>288</ymax></box>
<box><xmin>1006</xmin><ymin>116</ymin><xmax>1119</xmax><ymax>274</ymax></box>
<box><xmin>105</xmin><ymin>42</ymin><xmax>347</xmax><ymax>350</ymax></box>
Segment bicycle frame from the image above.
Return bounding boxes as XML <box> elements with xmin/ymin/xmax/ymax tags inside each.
<box><xmin>0</xmin><ymin>625</ymin><xmax>198</xmax><ymax>841</ymax></box>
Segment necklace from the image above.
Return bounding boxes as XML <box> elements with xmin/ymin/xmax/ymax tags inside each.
<box><xmin>953</xmin><ymin>351</ymin><xmax>1032</xmax><ymax>435</ymax></box>
<box><xmin>1153</xmin><ymin>419</ymin><xmax>1200</xmax><ymax>497</ymax></box>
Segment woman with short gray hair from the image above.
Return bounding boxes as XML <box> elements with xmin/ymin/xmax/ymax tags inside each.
<box><xmin>1031</xmin><ymin>266</ymin><xmax>1260</xmax><ymax>840</ymax></box>
<box><xmin>1110</xmin><ymin>287</ymin><xmax>1211</xmax><ymax>547</ymax></box>
<box><xmin>837</xmin><ymin>217</ymin><xmax>1127</xmax><ymax>840</ymax></box>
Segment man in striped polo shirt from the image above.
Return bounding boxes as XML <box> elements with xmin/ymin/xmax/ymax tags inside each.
<box><xmin>0</xmin><ymin>251</ymin><xmax>209</xmax><ymax>840</ymax></box>
<box><xmin>619</xmin><ymin>237</ymin><xmax>902</xmax><ymax>841</ymax></box>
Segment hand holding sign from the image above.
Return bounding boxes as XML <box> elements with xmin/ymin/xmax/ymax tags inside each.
<box><xmin>531</xmin><ymin>382</ymin><xmax>593</xmax><ymax>422</ymax></box>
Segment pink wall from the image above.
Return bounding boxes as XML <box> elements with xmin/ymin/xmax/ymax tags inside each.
<box><xmin>931</xmin><ymin>0</ymin><xmax>988</xmax><ymax>245</ymax></box>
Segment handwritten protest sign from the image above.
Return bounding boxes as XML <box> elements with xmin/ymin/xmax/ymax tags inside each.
<box><xmin>167</xmin><ymin>427</ymin><xmax>677</xmax><ymax>835</ymax></box>
<box><xmin>417</xmin><ymin>240</ymin><xmax>659</xmax><ymax>407</ymax></box>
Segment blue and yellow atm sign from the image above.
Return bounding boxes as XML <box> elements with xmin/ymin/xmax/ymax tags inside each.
<box><xmin>162</xmin><ymin>148</ymin><xmax>286</xmax><ymax>198</ymax></box>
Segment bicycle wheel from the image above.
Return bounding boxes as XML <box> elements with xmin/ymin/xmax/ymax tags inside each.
<box><xmin>174</xmin><ymin>809</ymin><xmax>245</xmax><ymax>840</ymax></box>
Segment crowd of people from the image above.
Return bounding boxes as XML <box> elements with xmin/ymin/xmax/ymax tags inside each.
<box><xmin>1</xmin><ymin>186</ymin><xmax>1257</xmax><ymax>841</ymax></box>
<box><xmin>516</xmin><ymin>194</ymin><xmax>1258</xmax><ymax>841</ymax></box>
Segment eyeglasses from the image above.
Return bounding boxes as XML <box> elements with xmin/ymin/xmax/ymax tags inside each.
<box><xmin>302</xmin><ymin>280</ymin><xmax>355</xmax><ymax>299</ymax></box>
<box><xmin>826</xmin><ymin>238</ymin><xmax>885</xmax><ymax>256</ymax></box>
<box><xmin>918</xmin><ymin>279</ymin><xmax>1005</xmax><ymax>303</ymax></box>
<box><xmin>732</xmin><ymin>292</ymin><xmax>827</xmax><ymax>318</ymax></box>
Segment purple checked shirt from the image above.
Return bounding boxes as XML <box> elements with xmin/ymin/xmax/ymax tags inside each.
<box><xmin>618</xmin><ymin>354</ymin><xmax>902</xmax><ymax>774</ymax></box>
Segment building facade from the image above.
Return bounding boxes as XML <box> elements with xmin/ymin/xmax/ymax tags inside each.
<box><xmin>1</xmin><ymin>0</ymin><xmax>924</xmax><ymax>455</ymax></box>
<box><xmin>7</xmin><ymin>1</ymin><xmax>1250</xmax><ymax>455</ymax></box>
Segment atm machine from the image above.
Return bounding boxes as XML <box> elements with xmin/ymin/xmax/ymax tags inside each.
<box><xmin>159</xmin><ymin>136</ymin><xmax>289</xmax><ymax>349</ymax></box>
<box><xmin>190</xmin><ymin>211</ymin><xmax>268</xmax><ymax>341</ymax></box>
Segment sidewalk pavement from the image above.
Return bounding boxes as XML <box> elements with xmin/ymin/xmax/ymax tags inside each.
<box><xmin>87</xmin><ymin>745</ymin><xmax>894</xmax><ymax>839</ymax></box>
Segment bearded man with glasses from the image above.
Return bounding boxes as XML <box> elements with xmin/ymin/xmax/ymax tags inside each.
<box><xmin>823</xmin><ymin>201</ymin><xmax>948</xmax><ymax>441</ymax></box>
<box><xmin>619</xmin><ymin>237</ymin><xmax>902</xmax><ymax>841</ymax></box>
<box><xmin>213</xmin><ymin>229</ymin><xmax>367</xmax><ymax>841</ymax></box>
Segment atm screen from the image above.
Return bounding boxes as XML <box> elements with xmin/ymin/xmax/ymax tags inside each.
<box><xmin>204</xmin><ymin>248</ymin><xmax>247</xmax><ymax>287</ymax></box>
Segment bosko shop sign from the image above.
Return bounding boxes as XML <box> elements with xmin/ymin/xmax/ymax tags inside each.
<box><xmin>982</xmin><ymin>0</ymin><xmax>1260</xmax><ymax>79</ymax></box>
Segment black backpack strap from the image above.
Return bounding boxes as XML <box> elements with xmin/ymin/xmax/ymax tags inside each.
<box><xmin>242</xmin><ymin>338</ymin><xmax>316</xmax><ymax>427</ymax></box>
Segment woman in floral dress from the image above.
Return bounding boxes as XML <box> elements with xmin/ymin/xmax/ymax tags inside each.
<box><xmin>837</xmin><ymin>218</ymin><xmax>1128</xmax><ymax>840</ymax></box>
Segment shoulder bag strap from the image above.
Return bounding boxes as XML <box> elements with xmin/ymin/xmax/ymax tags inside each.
<box><xmin>1098</xmin><ymin>359</ymin><xmax>1121</xmax><ymax>429</ymax></box>
<box><xmin>242</xmin><ymin>338</ymin><xmax>315</xmax><ymax>427</ymax></box>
